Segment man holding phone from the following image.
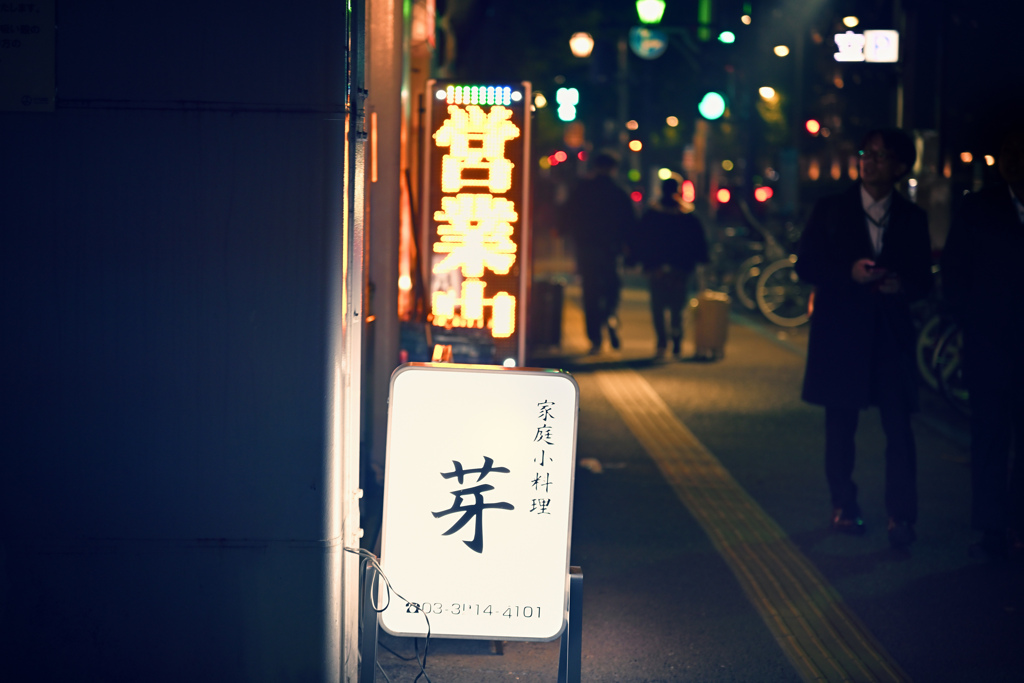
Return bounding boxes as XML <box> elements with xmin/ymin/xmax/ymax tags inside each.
<box><xmin>795</xmin><ymin>128</ymin><xmax>934</xmax><ymax>549</ymax></box>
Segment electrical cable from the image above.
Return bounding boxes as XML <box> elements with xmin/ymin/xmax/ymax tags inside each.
<box><xmin>413</xmin><ymin>638</ymin><xmax>429</xmax><ymax>683</ymax></box>
<box><xmin>379</xmin><ymin>641</ymin><xmax>419</xmax><ymax>662</ymax></box>
<box><xmin>345</xmin><ymin>546</ymin><xmax>433</xmax><ymax>683</ymax></box>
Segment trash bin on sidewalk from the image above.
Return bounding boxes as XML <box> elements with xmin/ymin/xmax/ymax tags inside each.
<box><xmin>691</xmin><ymin>290</ymin><xmax>730</xmax><ymax>360</ymax></box>
<box><xmin>528</xmin><ymin>280</ymin><xmax>564</xmax><ymax>348</ymax></box>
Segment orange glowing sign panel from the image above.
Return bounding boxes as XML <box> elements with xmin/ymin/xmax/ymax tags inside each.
<box><xmin>422</xmin><ymin>81</ymin><xmax>531</xmax><ymax>364</ymax></box>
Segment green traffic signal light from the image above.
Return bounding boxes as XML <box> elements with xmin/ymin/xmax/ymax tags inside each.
<box><xmin>698</xmin><ymin>92</ymin><xmax>726</xmax><ymax>120</ymax></box>
<box><xmin>556</xmin><ymin>87</ymin><xmax>579</xmax><ymax>122</ymax></box>
<box><xmin>636</xmin><ymin>0</ymin><xmax>666</xmax><ymax>25</ymax></box>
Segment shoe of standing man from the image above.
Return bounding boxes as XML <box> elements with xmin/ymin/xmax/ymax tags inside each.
<box><xmin>831</xmin><ymin>508</ymin><xmax>866</xmax><ymax>536</ymax></box>
<box><xmin>887</xmin><ymin>518</ymin><xmax>916</xmax><ymax>549</ymax></box>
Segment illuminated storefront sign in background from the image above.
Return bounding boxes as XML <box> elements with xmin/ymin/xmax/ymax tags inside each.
<box><xmin>422</xmin><ymin>81</ymin><xmax>531</xmax><ymax>365</ymax></box>
<box><xmin>834</xmin><ymin>30</ymin><xmax>899</xmax><ymax>63</ymax></box>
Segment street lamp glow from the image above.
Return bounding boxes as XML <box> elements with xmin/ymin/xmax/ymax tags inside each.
<box><xmin>741</xmin><ymin>14</ymin><xmax>752</xmax><ymax>25</ymax></box>
<box><xmin>534</xmin><ymin>93</ymin><xmax>547</xmax><ymax>109</ymax></box>
<box><xmin>773</xmin><ymin>45</ymin><xmax>790</xmax><ymax>57</ymax></box>
<box><xmin>843</xmin><ymin>16</ymin><xmax>859</xmax><ymax>28</ymax></box>
<box><xmin>666</xmin><ymin>115</ymin><xmax>679</xmax><ymax>127</ymax></box>
<box><xmin>629</xmin><ymin>140</ymin><xmax>643</xmax><ymax>152</ymax></box>
<box><xmin>569</xmin><ymin>32</ymin><xmax>594</xmax><ymax>58</ymax></box>
<box><xmin>759</xmin><ymin>86</ymin><xmax>777</xmax><ymax>100</ymax></box>
<box><xmin>636</xmin><ymin>0</ymin><xmax>666</xmax><ymax>25</ymax></box>
<box><xmin>658</xmin><ymin>167</ymin><xmax>672</xmax><ymax>180</ymax></box>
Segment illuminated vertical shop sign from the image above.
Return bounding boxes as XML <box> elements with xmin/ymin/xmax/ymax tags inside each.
<box><xmin>422</xmin><ymin>81</ymin><xmax>532</xmax><ymax>365</ymax></box>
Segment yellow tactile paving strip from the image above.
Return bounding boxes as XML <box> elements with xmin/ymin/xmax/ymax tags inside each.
<box><xmin>596</xmin><ymin>368</ymin><xmax>912</xmax><ymax>683</ymax></box>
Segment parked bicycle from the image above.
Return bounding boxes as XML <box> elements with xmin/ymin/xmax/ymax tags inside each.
<box><xmin>911</xmin><ymin>264</ymin><xmax>970</xmax><ymax>417</ymax></box>
<box><xmin>923</xmin><ymin>315</ymin><xmax>970</xmax><ymax>417</ymax></box>
<box><xmin>735</xmin><ymin>199</ymin><xmax>812</xmax><ymax>327</ymax></box>
<box><xmin>733</xmin><ymin>231</ymin><xmax>789</xmax><ymax>312</ymax></box>
<box><xmin>914</xmin><ymin>307</ymin><xmax>950</xmax><ymax>393</ymax></box>
<box><xmin>755</xmin><ymin>254</ymin><xmax>813</xmax><ymax>327</ymax></box>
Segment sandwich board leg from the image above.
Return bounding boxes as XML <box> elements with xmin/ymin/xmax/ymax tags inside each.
<box><xmin>360</xmin><ymin>561</ymin><xmax>379</xmax><ymax>683</ymax></box>
<box><xmin>557</xmin><ymin>566</ymin><xmax>583</xmax><ymax>683</ymax></box>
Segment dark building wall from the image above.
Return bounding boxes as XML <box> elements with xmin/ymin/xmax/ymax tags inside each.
<box><xmin>1</xmin><ymin>2</ymin><xmax>354</xmax><ymax>680</ymax></box>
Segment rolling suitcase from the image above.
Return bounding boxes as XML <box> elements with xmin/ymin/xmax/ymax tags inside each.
<box><xmin>692</xmin><ymin>290</ymin><xmax>730</xmax><ymax>360</ymax></box>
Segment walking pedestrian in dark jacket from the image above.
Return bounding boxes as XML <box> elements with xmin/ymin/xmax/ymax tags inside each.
<box><xmin>562</xmin><ymin>152</ymin><xmax>634</xmax><ymax>354</ymax></box>
<box><xmin>631</xmin><ymin>177</ymin><xmax>710</xmax><ymax>358</ymax></box>
<box><xmin>795</xmin><ymin>127</ymin><xmax>933</xmax><ymax>548</ymax></box>
<box><xmin>941</xmin><ymin>124</ymin><xmax>1024</xmax><ymax>560</ymax></box>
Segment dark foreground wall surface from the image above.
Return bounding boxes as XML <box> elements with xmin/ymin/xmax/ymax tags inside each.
<box><xmin>1</xmin><ymin>3</ymin><xmax>354</xmax><ymax>680</ymax></box>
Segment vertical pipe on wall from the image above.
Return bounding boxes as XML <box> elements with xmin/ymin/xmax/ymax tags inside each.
<box><xmin>338</xmin><ymin>0</ymin><xmax>369</xmax><ymax>680</ymax></box>
<box><xmin>366</xmin><ymin>0</ymin><xmax>405</xmax><ymax>499</ymax></box>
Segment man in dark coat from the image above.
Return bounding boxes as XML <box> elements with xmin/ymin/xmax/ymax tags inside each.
<box><xmin>795</xmin><ymin>128</ymin><xmax>933</xmax><ymax>548</ymax></box>
<box><xmin>631</xmin><ymin>177</ymin><xmax>710</xmax><ymax>358</ymax></box>
<box><xmin>941</xmin><ymin>126</ymin><xmax>1024</xmax><ymax>560</ymax></box>
<box><xmin>562</xmin><ymin>152</ymin><xmax>635</xmax><ymax>354</ymax></box>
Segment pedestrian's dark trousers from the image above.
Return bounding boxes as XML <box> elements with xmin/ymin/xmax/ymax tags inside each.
<box><xmin>648</xmin><ymin>268</ymin><xmax>690</xmax><ymax>351</ymax></box>
<box><xmin>967</xmin><ymin>352</ymin><xmax>1024</xmax><ymax>534</ymax></box>
<box><xmin>823</xmin><ymin>330</ymin><xmax>918</xmax><ymax>523</ymax></box>
<box><xmin>581</xmin><ymin>271</ymin><xmax>620</xmax><ymax>347</ymax></box>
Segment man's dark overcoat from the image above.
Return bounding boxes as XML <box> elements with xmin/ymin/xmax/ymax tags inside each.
<box><xmin>795</xmin><ymin>183</ymin><xmax>933</xmax><ymax>409</ymax></box>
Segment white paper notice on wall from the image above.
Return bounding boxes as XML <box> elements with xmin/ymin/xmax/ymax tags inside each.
<box><xmin>378</xmin><ymin>363</ymin><xmax>579</xmax><ymax>641</ymax></box>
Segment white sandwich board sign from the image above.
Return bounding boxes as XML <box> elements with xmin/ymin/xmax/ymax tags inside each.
<box><xmin>379</xmin><ymin>363</ymin><xmax>579</xmax><ymax>641</ymax></box>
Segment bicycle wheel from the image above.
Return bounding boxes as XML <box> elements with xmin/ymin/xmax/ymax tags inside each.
<box><xmin>932</xmin><ymin>322</ymin><xmax>970</xmax><ymax>417</ymax></box>
<box><xmin>755</xmin><ymin>256</ymin><xmax>812</xmax><ymax>327</ymax></box>
<box><xmin>734</xmin><ymin>254</ymin><xmax>764</xmax><ymax>311</ymax></box>
<box><xmin>914</xmin><ymin>313</ymin><xmax>947</xmax><ymax>392</ymax></box>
